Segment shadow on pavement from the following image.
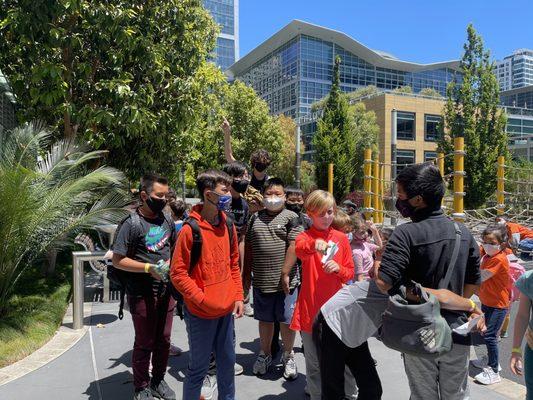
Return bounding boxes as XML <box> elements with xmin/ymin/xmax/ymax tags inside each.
<box><xmin>84</xmin><ymin>370</ymin><xmax>133</xmax><ymax>400</ymax></box>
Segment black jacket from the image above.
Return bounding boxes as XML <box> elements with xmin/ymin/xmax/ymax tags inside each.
<box><xmin>379</xmin><ymin>208</ymin><xmax>481</xmax><ymax>344</ymax></box>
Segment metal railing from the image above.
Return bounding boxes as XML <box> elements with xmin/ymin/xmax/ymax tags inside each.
<box><xmin>72</xmin><ymin>250</ymin><xmax>107</xmax><ymax>330</ymax></box>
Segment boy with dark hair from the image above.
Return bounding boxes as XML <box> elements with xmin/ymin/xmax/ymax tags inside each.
<box><xmin>170</xmin><ymin>169</ymin><xmax>244</xmax><ymax>400</ymax></box>
<box><xmin>244</xmin><ymin>177</ymin><xmax>303</xmax><ymax>379</ymax></box>
<box><xmin>112</xmin><ymin>174</ymin><xmax>177</xmax><ymax>400</ymax></box>
<box><xmin>222</xmin><ymin>118</ymin><xmax>271</xmax><ymax>192</ymax></box>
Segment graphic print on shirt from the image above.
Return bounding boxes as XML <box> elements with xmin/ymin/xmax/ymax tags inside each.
<box><xmin>145</xmin><ymin>226</ymin><xmax>170</xmax><ymax>252</ymax></box>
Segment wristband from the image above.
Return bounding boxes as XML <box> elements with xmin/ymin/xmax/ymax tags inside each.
<box><xmin>468</xmin><ymin>299</ymin><xmax>476</xmax><ymax>313</ymax></box>
<box><xmin>512</xmin><ymin>347</ymin><xmax>522</xmax><ymax>355</ymax></box>
<box><xmin>144</xmin><ymin>263</ymin><xmax>150</xmax><ymax>273</ymax></box>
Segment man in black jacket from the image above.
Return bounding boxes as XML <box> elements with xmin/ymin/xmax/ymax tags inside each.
<box><xmin>375</xmin><ymin>163</ymin><xmax>481</xmax><ymax>400</ymax></box>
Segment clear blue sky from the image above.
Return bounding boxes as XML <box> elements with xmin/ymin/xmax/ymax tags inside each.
<box><xmin>239</xmin><ymin>0</ymin><xmax>533</xmax><ymax>63</ymax></box>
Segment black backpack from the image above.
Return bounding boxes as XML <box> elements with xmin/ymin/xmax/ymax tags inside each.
<box><xmin>171</xmin><ymin>215</ymin><xmax>235</xmax><ymax>319</ymax></box>
<box><xmin>108</xmin><ymin>210</ymin><xmax>176</xmax><ymax>319</ymax></box>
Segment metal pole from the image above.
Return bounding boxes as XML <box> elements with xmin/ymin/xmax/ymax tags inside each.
<box><xmin>73</xmin><ymin>254</ymin><xmax>84</xmax><ymax>330</ymax></box>
<box><xmin>181</xmin><ymin>166</ymin><xmax>186</xmax><ymax>201</ymax></box>
<box><xmin>453</xmin><ymin>137</ymin><xmax>465</xmax><ymax>222</ymax></box>
<box><xmin>295</xmin><ymin>124</ymin><xmax>301</xmax><ymax>189</ymax></box>
<box><xmin>373</xmin><ymin>157</ymin><xmax>380</xmax><ymax>222</ymax></box>
<box><xmin>380</xmin><ymin>160</ymin><xmax>385</xmax><ymax>224</ymax></box>
<box><xmin>363</xmin><ymin>148</ymin><xmax>373</xmax><ymax>220</ymax></box>
<box><xmin>391</xmin><ymin>109</ymin><xmax>398</xmax><ymax>226</ymax></box>
<box><xmin>328</xmin><ymin>163</ymin><xmax>334</xmax><ymax>194</ymax></box>
<box><xmin>438</xmin><ymin>152</ymin><xmax>445</xmax><ymax>209</ymax></box>
<box><xmin>497</xmin><ymin>155</ymin><xmax>505</xmax><ymax>215</ymax></box>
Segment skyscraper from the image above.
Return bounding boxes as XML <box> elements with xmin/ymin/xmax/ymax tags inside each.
<box><xmin>495</xmin><ymin>49</ymin><xmax>533</xmax><ymax>91</ymax></box>
<box><xmin>203</xmin><ymin>0</ymin><xmax>239</xmax><ymax>71</ymax></box>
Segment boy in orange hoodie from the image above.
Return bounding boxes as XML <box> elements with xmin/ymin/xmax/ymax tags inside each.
<box><xmin>170</xmin><ymin>170</ymin><xmax>244</xmax><ymax>400</ymax></box>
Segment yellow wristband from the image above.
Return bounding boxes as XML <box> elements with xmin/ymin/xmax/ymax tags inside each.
<box><xmin>468</xmin><ymin>299</ymin><xmax>476</xmax><ymax>312</ymax></box>
<box><xmin>144</xmin><ymin>263</ymin><xmax>150</xmax><ymax>273</ymax></box>
<box><xmin>512</xmin><ymin>347</ymin><xmax>522</xmax><ymax>354</ymax></box>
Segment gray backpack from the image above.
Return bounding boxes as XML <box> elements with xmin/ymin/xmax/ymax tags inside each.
<box><xmin>381</xmin><ymin>222</ymin><xmax>462</xmax><ymax>359</ymax></box>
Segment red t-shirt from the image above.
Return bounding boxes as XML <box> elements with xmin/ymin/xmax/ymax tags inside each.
<box><xmin>507</xmin><ymin>222</ymin><xmax>533</xmax><ymax>241</ymax></box>
<box><xmin>290</xmin><ymin>226</ymin><xmax>354</xmax><ymax>333</ymax></box>
<box><xmin>479</xmin><ymin>251</ymin><xmax>510</xmax><ymax>309</ymax></box>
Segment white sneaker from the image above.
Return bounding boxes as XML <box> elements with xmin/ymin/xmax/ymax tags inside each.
<box><xmin>253</xmin><ymin>352</ymin><xmax>272</xmax><ymax>376</ymax></box>
<box><xmin>475</xmin><ymin>367</ymin><xmax>501</xmax><ymax>385</ymax></box>
<box><xmin>244</xmin><ymin>303</ymin><xmax>254</xmax><ymax>317</ymax></box>
<box><xmin>169</xmin><ymin>343</ymin><xmax>182</xmax><ymax>356</ymax></box>
<box><xmin>200</xmin><ymin>374</ymin><xmax>217</xmax><ymax>400</ymax></box>
<box><xmin>234</xmin><ymin>363</ymin><xmax>244</xmax><ymax>376</ymax></box>
<box><xmin>282</xmin><ymin>351</ymin><xmax>298</xmax><ymax>380</ymax></box>
<box><xmin>470</xmin><ymin>355</ymin><xmax>502</xmax><ymax>371</ymax></box>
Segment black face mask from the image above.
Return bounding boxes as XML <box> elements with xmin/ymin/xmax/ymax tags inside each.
<box><xmin>254</xmin><ymin>162</ymin><xmax>268</xmax><ymax>173</ymax></box>
<box><xmin>395</xmin><ymin>198</ymin><xmax>416</xmax><ymax>218</ymax></box>
<box><xmin>146</xmin><ymin>196</ymin><xmax>167</xmax><ymax>214</ymax></box>
<box><xmin>286</xmin><ymin>203</ymin><xmax>303</xmax><ymax>214</ymax></box>
<box><xmin>232</xmin><ymin>179</ymin><xmax>250</xmax><ymax>194</ymax></box>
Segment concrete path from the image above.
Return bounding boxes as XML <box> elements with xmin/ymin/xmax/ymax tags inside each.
<box><xmin>0</xmin><ymin>300</ymin><xmax>525</xmax><ymax>400</ymax></box>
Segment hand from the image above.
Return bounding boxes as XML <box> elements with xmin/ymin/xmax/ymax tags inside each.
<box><xmin>148</xmin><ymin>264</ymin><xmax>163</xmax><ymax>281</ymax></box>
<box><xmin>469</xmin><ymin>313</ymin><xmax>486</xmax><ymax>334</ymax></box>
<box><xmin>281</xmin><ymin>273</ymin><xmax>290</xmax><ymax>295</ymax></box>
<box><xmin>221</xmin><ymin>117</ymin><xmax>231</xmax><ymax>136</ymax></box>
<box><xmin>366</xmin><ymin>220</ymin><xmax>377</xmax><ymax>232</ymax></box>
<box><xmin>233</xmin><ymin>301</ymin><xmax>244</xmax><ymax>318</ymax></box>
<box><xmin>510</xmin><ymin>353</ymin><xmax>524</xmax><ymax>376</ymax></box>
<box><xmin>323</xmin><ymin>260</ymin><xmax>340</xmax><ymax>274</ymax></box>
<box><xmin>153</xmin><ymin>259</ymin><xmax>170</xmax><ymax>282</ymax></box>
<box><xmin>315</xmin><ymin>239</ymin><xmax>329</xmax><ymax>255</ymax></box>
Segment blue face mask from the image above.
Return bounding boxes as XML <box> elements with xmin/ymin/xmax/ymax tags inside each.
<box><xmin>208</xmin><ymin>191</ymin><xmax>232</xmax><ymax>211</ymax></box>
<box><xmin>175</xmin><ymin>221</ymin><xmax>183</xmax><ymax>233</ymax></box>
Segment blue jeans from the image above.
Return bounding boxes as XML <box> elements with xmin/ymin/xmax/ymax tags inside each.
<box><xmin>519</xmin><ymin>239</ymin><xmax>533</xmax><ymax>260</ymax></box>
<box><xmin>481</xmin><ymin>304</ymin><xmax>507</xmax><ymax>372</ymax></box>
<box><xmin>183</xmin><ymin>307</ymin><xmax>235</xmax><ymax>400</ymax></box>
<box><xmin>525</xmin><ymin>344</ymin><xmax>533</xmax><ymax>400</ymax></box>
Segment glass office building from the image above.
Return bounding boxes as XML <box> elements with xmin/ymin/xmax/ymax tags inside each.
<box><xmin>501</xmin><ymin>86</ymin><xmax>533</xmax><ymax>109</ymax></box>
<box><xmin>227</xmin><ymin>20</ymin><xmax>461</xmax><ymax>119</ymax></box>
<box><xmin>203</xmin><ymin>0</ymin><xmax>239</xmax><ymax>71</ymax></box>
<box><xmin>495</xmin><ymin>49</ymin><xmax>533</xmax><ymax>91</ymax></box>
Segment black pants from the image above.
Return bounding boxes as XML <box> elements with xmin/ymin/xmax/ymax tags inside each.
<box><xmin>314</xmin><ymin>313</ymin><xmax>382</xmax><ymax>400</ymax></box>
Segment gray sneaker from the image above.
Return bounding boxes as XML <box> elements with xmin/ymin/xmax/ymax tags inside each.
<box><xmin>134</xmin><ymin>388</ymin><xmax>155</xmax><ymax>400</ymax></box>
<box><xmin>244</xmin><ymin>303</ymin><xmax>254</xmax><ymax>317</ymax></box>
<box><xmin>234</xmin><ymin>363</ymin><xmax>244</xmax><ymax>376</ymax></box>
<box><xmin>282</xmin><ymin>351</ymin><xmax>298</xmax><ymax>380</ymax></box>
<box><xmin>253</xmin><ymin>352</ymin><xmax>272</xmax><ymax>376</ymax></box>
<box><xmin>150</xmin><ymin>380</ymin><xmax>175</xmax><ymax>400</ymax></box>
<box><xmin>200</xmin><ymin>374</ymin><xmax>217</xmax><ymax>400</ymax></box>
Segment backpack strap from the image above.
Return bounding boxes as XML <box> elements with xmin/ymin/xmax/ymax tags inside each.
<box><xmin>439</xmin><ymin>222</ymin><xmax>462</xmax><ymax>289</ymax></box>
<box><xmin>162</xmin><ymin>211</ymin><xmax>177</xmax><ymax>253</ymax></box>
<box><xmin>225</xmin><ymin>213</ymin><xmax>235</xmax><ymax>248</ymax></box>
<box><xmin>184</xmin><ymin>219</ymin><xmax>203</xmax><ymax>273</ymax></box>
<box><xmin>128</xmin><ymin>211</ymin><xmax>143</xmax><ymax>259</ymax></box>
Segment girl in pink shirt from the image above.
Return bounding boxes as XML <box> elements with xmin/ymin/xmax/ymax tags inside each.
<box><xmin>350</xmin><ymin>216</ymin><xmax>382</xmax><ymax>281</ymax></box>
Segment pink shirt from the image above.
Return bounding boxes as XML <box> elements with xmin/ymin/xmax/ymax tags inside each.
<box><xmin>351</xmin><ymin>240</ymin><xmax>378</xmax><ymax>279</ymax></box>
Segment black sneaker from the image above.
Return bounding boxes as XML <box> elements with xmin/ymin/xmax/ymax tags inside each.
<box><xmin>150</xmin><ymin>379</ymin><xmax>176</xmax><ymax>400</ymax></box>
<box><xmin>134</xmin><ymin>388</ymin><xmax>155</xmax><ymax>400</ymax></box>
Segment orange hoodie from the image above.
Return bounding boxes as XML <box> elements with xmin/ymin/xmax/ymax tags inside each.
<box><xmin>170</xmin><ymin>204</ymin><xmax>244</xmax><ymax>319</ymax></box>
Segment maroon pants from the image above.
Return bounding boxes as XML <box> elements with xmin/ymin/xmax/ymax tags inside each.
<box><xmin>128</xmin><ymin>292</ymin><xmax>176</xmax><ymax>390</ymax></box>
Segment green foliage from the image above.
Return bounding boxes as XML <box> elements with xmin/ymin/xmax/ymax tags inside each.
<box><xmin>439</xmin><ymin>24</ymin><xmax>508</xmax><ymax>209</ymax></box>
<box><xmin>0</xmin><ymin>123</ymin><xmax>129</xmax><ymax>315</ymax></box>
<box><xmin>0</xmin><ymin>0</ymin><xmax>218</xmax><ymax>180</ymax></box>
<box><xmin>313</xmin><ymin>56</ymin><xmax>378</xmax><ymax>200</ymax></box>
<box><xmin>0</xmin><ymin>263</ymin><xmax>71</xmax><ymax>367</ymax></box>
<box><xmin>311</xmin><ymin>85</ymin><xmax>380</xmax><ymax>112</ymax></box>
<box><xmin>392</xmin><ymin>86</ymin><xmax>413</xmax><ymax>94</ymax></box>
<box><xmin>419</xmin><ymin>87</ymin><xmax>443</xmax><ymax>98</ymax></box>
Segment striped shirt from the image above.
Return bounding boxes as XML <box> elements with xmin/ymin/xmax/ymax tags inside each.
<box><xmin>246</xmin><ymin>209</ymin><xmax>303</xmax><ymax>293</ymax></box>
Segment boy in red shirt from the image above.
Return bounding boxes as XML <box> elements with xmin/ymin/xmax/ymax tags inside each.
<box><xmin>290</xmin><ymin>190</ymin><xmax>354</xmax><ymax>400</ymax></box>
<box><xmin>495</xmin><ymin>215</ymin><xmax>533</xmax><ymax>259</ymax></box>
<box><xmin>170</xmin><ymin>170</ymin><xmax>244</xmax><ymax>400</ymax></box>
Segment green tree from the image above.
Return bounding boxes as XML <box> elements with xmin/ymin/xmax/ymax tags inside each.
<box><xmin>0</xmin><ymin>0</ymin><xmax>218</xmax><ymax>180</ymax></box>
<box><xmin>0</xmin><ymin>123</ymin><xmax>128</xmax><ymax>315</ymax></box>
<box><xmin>419</xmin><ymin>87</ymin><xmax>443</xmax><ymax>98</ymax></box>
<box><xmin>439</xmin><ymin>24</ymin><xmax>508</xmax><ymax>209</ymax></box>
<box><xmin>392</xmin><ymin>86</ymin><xmax>413</xmax><ymax>94</ymax></box>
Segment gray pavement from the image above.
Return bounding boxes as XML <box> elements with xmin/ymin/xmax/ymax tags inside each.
<box><xmin>0</xmin><ymin>299</ymin><xmax>523</xmax><ymax>400</ymax></box>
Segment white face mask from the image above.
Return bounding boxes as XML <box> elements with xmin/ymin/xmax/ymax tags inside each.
<box><xmin>263</xmin><ymin>196</ymin><xmax>285</xmax><ymax>212</ymax></box>
<box><xmin>482</xmin><ymin>243</ymin><xmax>501</xmax><ymax>257</ymax></box>
<box><xmin>346</xmin><ymin>232</ymin><xmax>353</xmax><ymax>242</ymax></box>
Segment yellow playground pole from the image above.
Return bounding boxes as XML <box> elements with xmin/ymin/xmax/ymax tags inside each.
<box><xmin>438</xmin><ymin>152</ymin><xmax>445</xmax><ymax>208</ymax></box>
<box><xmin>497</xmin><ymin>155</ymin><xmax>505</xmax><ymax>215</ymax></box>
<box><xmin>328</xmin><ymin>163</ymin><xmax>334</xmax><ymax>194</ymax></box>
<box><xmin>363</xmin><ymin>149</ymin><xmax>373</xmax><ymax>220</ymax></box>
<box><xmin>453</xmin><ymin>137</ymin><xmax>465</xmax><ymax>222</ymax></box>
<box><xmin>380</xmin><ymin>160</ymin><xmax>385</xmax><ymax>224</ymax></box>
<box><xmin>373</xmin><ymin>158</ymin><xmax>380</xmax><ymax>223</ymax></box>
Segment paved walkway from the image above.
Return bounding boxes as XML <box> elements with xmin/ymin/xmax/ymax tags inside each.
<box><xmin>0</xmin><ymin>300</ymin><xmax>525</xmax><ymax>400</ymax></box>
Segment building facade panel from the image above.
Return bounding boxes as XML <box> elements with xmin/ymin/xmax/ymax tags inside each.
<box><xmin>204</xmin><ymin>0</ymin><xmax>239</xmax><ymax>70</ymax></box>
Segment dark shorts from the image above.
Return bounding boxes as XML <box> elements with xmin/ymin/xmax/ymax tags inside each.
<box><xmin>253</xmin><ymin>287</ymin><xmax>298</xmax><ymax>324</ymax></box>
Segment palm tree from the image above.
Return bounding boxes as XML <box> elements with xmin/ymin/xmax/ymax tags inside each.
<box><xmin>0</xmin><ymin>123</ymin><xmax>130</xmax><ymax>315</ymax></box>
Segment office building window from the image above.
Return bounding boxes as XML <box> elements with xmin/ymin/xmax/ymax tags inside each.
<box><xmin>424</xmin><ymin>151</ymin><xmax>438</xmax><ymax>162</ymax></box>
<box><xmin>425</xmin><ymin>114</ymin><xmax>442</xmax><ymax>141</ymax></box>
<box><xmin>397</xmin><ymin>150</ymin><xmax>415</xmax><ymax>172</ymax></box>
<box><xmin>397</xmin><ymin>112</ymin><xmax>415</xmax><ymax>140</ymax></box>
